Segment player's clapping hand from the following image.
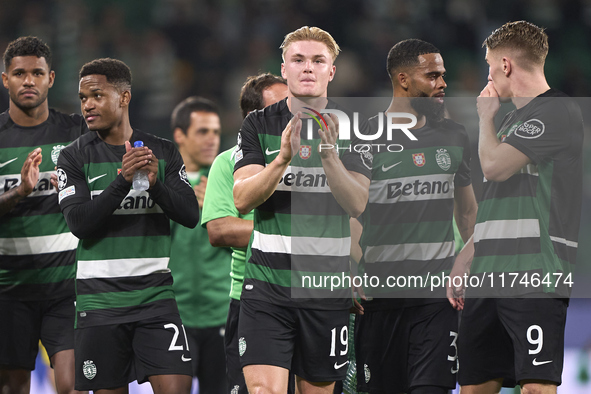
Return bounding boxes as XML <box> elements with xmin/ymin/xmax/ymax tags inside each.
<box><xmin>17</xmin><ymin>148</ymin><xmax>42</xmax><ymax>197</ymax></box>
<box><xmin>122</xmin><ymin>141</ymin><xmax>153</xmax><ymax>183</ymax></box>
<box><xmin>194</xmin><ymin>176</ymin><xmax>207</xmax><ymax>209</ymax></box>
<box><xmin>277</xmin><ymin>112</ymin><xmax>302</xmax><ymax>165</ymax></box>
<box><xmin>318</xmin><ymin>113</ymin><xmax>339</xmax><ymax>159</ymax></box>
<box><xmin>477</xmin><ymin>81</ymin><xmax>501</xmax><ymax>121</ymax></box>
<box><xmin>143</xmin><ymin>152</ymin><xmax>159</xmax><ymax>189</ymax></box>
<box><xmin>50</xmin><ymin>166</ymin><xmax>58</xmax><ymax>190</ymax></box>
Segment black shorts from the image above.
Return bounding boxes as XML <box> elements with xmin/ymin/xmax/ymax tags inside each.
<box><xmin>458</xmin><ymin>297</ymin><xmax>568</xmax><ymax>387</ymax></box>
<box><xmin>0</xmin><ymin>296</ymin><xmax>75</xmax><ymax>370</ymax></box>
<box><xmin>355</xmin><ymin>301</ymin><xmax>458</xmax><ymax>393</ymax></box>
<box><xmin>74</xmin><ymin>312</ymin><xmax>192</xmax><ymax>391</ymax></box>
<box><xmin>225</xmin><ymin>299</ymin><xmax>247</xmax><ymax>394</ymax></box>
<box><xmin>238</xmin><ymin>298</ymin><xmax>349</xmax><ymax>383</ymax></box>
<box><xmin>185</xmin><ymin>324</ymin><xmax>226</xmax><ymax>394</ymax></box>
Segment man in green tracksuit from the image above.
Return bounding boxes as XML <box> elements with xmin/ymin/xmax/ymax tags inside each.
<box><xmin>201</xmin><ymin>73</ymin><xmax>288</xmax><ymax>394</ymax></box>
<box><xmin>168</xmin><ymin>96</ymin><xmax>230</xmax><ymax>394</ymax></box>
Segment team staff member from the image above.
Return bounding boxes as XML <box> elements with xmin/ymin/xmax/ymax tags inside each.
<box><xmin>57</xmin><ymin>58</ymin><xmax>199</xmax><ymax>394</ymax></box>
<box><xmin>201</xmin><ymin>73</ymin><xmax>288</xmax><ymax>394</ymax></box>
<box><xmin>233</xmin><ymin>26</ymin><xmax>371</xmax><ymax>394</ymax></box>
<box><xmin>448</xmin><ymin>21</ymin><xmax>584</xmax><ymax>394</ymax></box>
<box><xmin>354</xmin><ymin>39</ymin><xmax>477</xmax><ymax>394</ymax></box>
<box><xmin>0</xmin><ymin>36</ymin><xmax>86</xmax><ymax>394</ymax></box>
<box><xmin>168</xmin><ymin>96</ymin><xmax>230</xmax><ymax>394</ymax></box>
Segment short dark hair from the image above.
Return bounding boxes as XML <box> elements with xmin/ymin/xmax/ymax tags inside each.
<box><xmin>483</xmin><ymin>21</ymin><xmax>548</xmax><ymax>69</ymax></box>
<box><xmin>171</xmin><ymin>96</ymin><xmax>220</xmax><ymax>134</ymax></box>
<box><xmin>3</xmin><ymin>36</ymin><xmax>52</xmax><ymax>70</ymax></box>
<box><xmin>386</xmin><ymin>39</ymin><xmax>440</xmax><ymax>79</ymax></box>
<box><xmin>79</xmin><ymin>58</ymin><xmax>132</xmax><ymax>91</ymax></box>
<box><xmin>239</xmin><ymin>73</ymin><xmax>286</xmax><ymax>118</ymax></box>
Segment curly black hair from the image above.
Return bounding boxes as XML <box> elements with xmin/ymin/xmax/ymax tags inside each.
<box><xmin>3</xmin><ymin>36</ymin><xmax>52</xmax><ymax>70</ymax></box>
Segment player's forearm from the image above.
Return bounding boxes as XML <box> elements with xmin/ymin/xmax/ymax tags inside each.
<box><xmin>455</xmin><ymin>235</ymin><xmax>474</xmax><ymax>273</ymax></box>
<box><xmin>321</xmin><ymin>152</ymin><xmax>368</xmax><ymax>218</ymax></box>
<box><xmin>455</xmin><ymin>208</ymin><xmax>477</xmax><ymax>244</ymax></box>
<box><xmin>233</xmin><ymin>159</ymin><xmax>289</xmax><ymax>214</ymax></box>
<box><xmin>61</xmin><ymin>175</ymin><xmax>131</xmax><ymax>238</ymax></box>
<box><xmin>478</xmin><ymin>117</ymin><xmax>533</xmax><ymax>182</ymax></box>
<box><xmin>206</xmin><ymin>217</ymin><xmax>253</xmax><ymax>248</ymax></box>
<box><xmin>478</xmin><ymin>117</ymin><xmax>505</xmax><ymax>181</ymax></box>
<box><xmin>0</xmin><ymin>187</ymin><xmax>26</xmax><ymax>217</ymax></box>
<box><xmin>454</xmin><ymin>187</ymin><xmax>478</xmax><ymax>243</ymax></box>
<box><xmin>349</xmin><ymin>217</ymin><xmax>363</xmax><ymax>265</ymax></box>
<box><xmin>149</xmin><ymin>179</ymin><xmax>199</xmax><ymax>228</ymax></box>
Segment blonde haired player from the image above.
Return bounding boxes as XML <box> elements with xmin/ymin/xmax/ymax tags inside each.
<box><xmin>233</xmin><ymin>26</ymin><xmax>371</xmax><ymax>394</ymax></box>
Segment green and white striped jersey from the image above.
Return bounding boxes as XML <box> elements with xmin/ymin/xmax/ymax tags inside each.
<box><xmin>471</xmin><ymin>90</ymin><xmax>583</xmax><ymax>297</ymax></box>
<box><xmin>359</xmin><ymin>117</ymin><xmax>471</xmax><ymax>307</ymax></box>
<box><xmin>0</xmin><ymin>109</ymin><xmax>85</xmax><ymax>300</ymax></box>
<box><xmin>234</xmin><ymin>99</ymin><xmax>372</xmax><ymax>310</ymax></box>
<box><xmin>58</xmin><ymin>130</ymin><xmax>198</xmax><ymax>327</ymax></box>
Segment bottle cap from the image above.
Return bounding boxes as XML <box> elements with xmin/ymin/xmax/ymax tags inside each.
<box><xmin>134</xmin><ymin>141</ymin><xmax>144</xmax><ymax>148</ymax></box>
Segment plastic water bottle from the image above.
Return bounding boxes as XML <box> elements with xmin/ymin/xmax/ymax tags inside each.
<box><xmin>132</xmin><ymin>141</ymin><xmax>150</xmax><ymax>191</ymax></box>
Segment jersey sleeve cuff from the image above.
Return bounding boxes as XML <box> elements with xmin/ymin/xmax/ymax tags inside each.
<box><xmin>233</xmin><ymin>156</ymin><xmax>265</xmax><ymax>173</ymax></box>
<box><xmin>503</xmin><ymin>139</ymin><xmax>541</xmax><ymax>165</ymax></box>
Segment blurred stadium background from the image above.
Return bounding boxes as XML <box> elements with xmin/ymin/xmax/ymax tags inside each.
<box><xmin>0</xmin><ymin>0</ymin><xmax>589</xmax><ymax>392</ymax></box>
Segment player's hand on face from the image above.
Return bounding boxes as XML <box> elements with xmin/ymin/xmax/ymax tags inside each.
<box><xmin>477</xmin><ymin>81</ymin><xmax>501</xmax><ymax>121</ymax></box>
<box><xmin>319</xmin><ymin>113</ymin><xmax>339</xmax><ymax>159</ymax></box>
<box><xmin>122</xmin><ymin>141</ymin><xmax>153</xmax><ymax>183</ymax></box>
<box><xmin>17</xmin><ymin>148</ymin><xmax>42</xmax><ymax>197</ymax></box>
<box><xmin>278</xmin><ymin>112</ymin><xmax>302</xmax><ymax>165</ymax></box>
<box><xmin>194</xmin><ymin>175</ymin><xmax>207</xmax><ymax>209</ymax></box>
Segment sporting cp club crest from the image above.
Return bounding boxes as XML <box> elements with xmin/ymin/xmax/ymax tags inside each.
<box><xmin>435</xmin><ymin>148</ymin><xmax>451</xmax><ymax>171</ymax></box>
<box><xmin>364</xmin><ymin>363</ymin><xmax>371</xmax><ymax>383</ymax></box>
<box><xmin>83</xmin><ymin>360</ymin><xmax>97</xmax><ymax>380</ymax></box>
<box><xmin>412</xmin><ymin>153</ymin><xmax>425</xmax><ymax>167</ymax></box>
<box><xmin>360</xmin><ymin>150</ymin><xmax>373</xmax><ymax>170</ymax></box>
<box><xmin>299</xmin><ymin>145</ymin><xmax>311</xmax><ymax>159</ymax></box>
<box><xmin>506</xmin><ymin>122</ymin><xmax>521</xmax><ymax>137</ymax></box>
<box><xmin>179</xmin><ymin>164</ymin><xmax>190</xmax><ymax>186</ymax></box>
<box><xmin>239</xmin><ymin>337</ymin><xmax>247</xmax><ymax>356</ymax></box>
<box><xmin>51</xmin><ymin>145</ymin><xmax>66</xmax><ymax>165</ymax></box>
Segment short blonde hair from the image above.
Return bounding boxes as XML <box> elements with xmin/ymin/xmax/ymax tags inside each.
<box><xmin>483</xmin><ymin>21</ymin><xmax>548</xmax><ymax>69</ymax></box>
<box><xmin>280</xmin><ymin>26</ymin><xmax>341</xmax><ymax>62</ymax></box>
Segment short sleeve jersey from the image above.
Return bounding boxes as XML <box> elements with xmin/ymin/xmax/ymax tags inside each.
<box><xmin>359</xmin><ymin>116</ymin><xmax>471</xmax><ymax>308</ymax></box>
<box><xmin>201</xmin><ymin>146</ymin><xmax>254</xmax><ymax>301</ymax></box>
<box><xmin>472</xmin><ymin>89</ymin><xmax>584</xmax><ymax>297</ymax></box>
<box><xmin>0</xmin><ymin>109</ymin><xmax>86</xmax><ymax>300</ymax></box>
<box><xmin>234</xmin><ymin>98</ymin><xmax>372</xmax><ymax>310</ymax></box>
<box><xmin>57</xmin><ymin>130</ymin><xmax>192</xmax><ymax>328</ymax></box>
